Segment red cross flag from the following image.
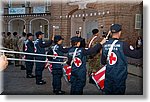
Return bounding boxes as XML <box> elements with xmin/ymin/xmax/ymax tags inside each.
<box><xmin>109</xmin><ymin>52</ymin><xmax>117</xmax><ymax>65</ymax></box>
<box><xmin>91</xmin><ymin>65</ymin><xmax>106</xmax><ymax>90</ymax></box>
<box><xmin>73</xmin><ymin>57</ymin><xmax>82</xmax><ymax>67</ymax></box>
<box><xmin>63</xmin><ymin>65</ymin><xmax>72</xmax><ymax>82</ymax></box>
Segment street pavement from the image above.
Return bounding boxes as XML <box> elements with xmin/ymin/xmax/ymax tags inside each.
<box><xmin>1</xmin><ymin>61</ymin><xmax>143</xmax><ymax>95</ymax></box>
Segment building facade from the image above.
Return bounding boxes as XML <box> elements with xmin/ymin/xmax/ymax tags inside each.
<box><xmin>1</xmin><ymin>0</ymin><xmax>143</xmax><ymax>46</ymax></box>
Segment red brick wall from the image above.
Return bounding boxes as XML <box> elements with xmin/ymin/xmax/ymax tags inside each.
<box><xmin>2</xmin><ymin>1</ymin><xmax>143</xmax><ymax>46</ymax></box>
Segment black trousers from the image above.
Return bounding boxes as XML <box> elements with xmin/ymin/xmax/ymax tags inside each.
<box><xmin>52</xmin><ymin>69</ymin><xmax>63</xmax><ymax>91</ymax></box>
<box><xmin>104</xmin><ymin>77</ymin><xmax>126</xmax><ymax>95</ymax></box>
<box><xmin>35</xmin><ymin>62</ymin><xmax>45</xmax><ymax>82</ymax></box>
<box><xmin>25</xmin><ymin>61</ymin><xmax>34</xmax><ymax>75</ymax></box>
<box><xmin>70</xmin><ymin>70</ymin><xmax>86</xmax><ymax>95</ymax></box>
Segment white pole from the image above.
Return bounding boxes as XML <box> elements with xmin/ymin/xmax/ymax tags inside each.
<box><xmin>0</xmin><ymin>50</ymin><xmax>67</xmax><ymax>59</ymax></box>
<box><xmin>7</xmin><ymin>58</ymin><xmax>66</xmax><ymax>64</ymax></box>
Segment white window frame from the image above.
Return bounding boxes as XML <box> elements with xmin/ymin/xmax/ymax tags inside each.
<box><xmin>8</xmin><ymin>0</ymin><xmax>12</xmax><ymax>8</ymax></box>
<box><xmin>135</xmin><ymin>14</ymin><xmax>142</xmax><ymax>29</ymax></box>
<box><xmin>45</xmin><ymin>0</ymin><xmax>51</xmax><ymax>6</ymax></box>
<box><xmin>45</xmin><ymin>0</ymin><xmax>51</xmax><ymax>12</ymax></box>
<box><xmin>25</xmin><ymin>0</ymin><xmax>31</xmax><ymax>7</ymax></box>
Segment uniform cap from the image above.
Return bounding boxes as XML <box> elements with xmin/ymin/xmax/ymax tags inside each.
<box><xmin>35</xmin><ymin>31</ymin><xmax>44</xmax><ymax>37</ymax></box>
<box><xmin>27</xmin><ymin>33</ymin><xmax>34</xmax><ymax>38</ymax></box>
<box><xmin>54</xmin><ymin>35</ymin><xmax>64</xmax><ymax>42</ymax></box>
<box><xmin>110</xmin><ymin>24</ymin><xmax>122</xmax><ymax>33</ymax></box>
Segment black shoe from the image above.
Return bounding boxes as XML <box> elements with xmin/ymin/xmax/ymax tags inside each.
<box><xmin>41</xmin><ymin>80</ymin><xmax>46</xmax><ymax>83</ymax></box>
<box><xmin>26</xmin><ymin>74</ymin><xmax>35</xmax><ymax>78</ymax></box>
<box><xmin>36</xmin><ymin>80</ymin><xmax>46</xmax><ymax>85</ymax></box>
<box><xmin>55</xmin><ymin>90</ymin><xmax>65</xmax><ymax>95</ymax></box>
<box><xmin>53</xmin><ymin>89</ymin><xmax>57</xmax><ymax>93</ymax></box>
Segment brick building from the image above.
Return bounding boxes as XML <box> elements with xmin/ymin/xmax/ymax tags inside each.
<box><xmin>1</xmin><ymin>0</ymin><xmax>143</xmax><ymax>46</ymax></box>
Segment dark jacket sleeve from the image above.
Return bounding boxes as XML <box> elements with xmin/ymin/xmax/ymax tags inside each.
<box><xmin>123</xmin><ymin>42</ymin><xmax>143</xmax><ymax>59</ymax></box>
<box><xmin>23</xmin><ymin>43</ymin><xmax>25</xmax><ymax>52</ymax></box>
<box><xmin>79</xmin><ymin>37</ymin><xmax>86</xmax><ymax>48</ymax></box>
<box><xmin>58</xmin><ymin>46</ymin><xmax>70</xmax><ymax>53</ymax></box>
<box><xmin>39</xmin><ymin>40</ymin><xmax>53</xmax><ymax>48</ymax></box>
<box><xmin>83</xmin><ymin>43</ymin><xmax>102</xmax><ymax>56</ymax></box>
<box><xmin>47</xmin><ymin>48</ymin><xmax>53</xmax><ymax>61</ymax></box>
<box><xmin>101</xmin><ymin>50</ymin><xmax>107</xmax><ymax>65</ymax></box>
<box><xmin>66</xmin><ymin>53</ymin><xmax>72</xmax><ymax>66</ymax></box>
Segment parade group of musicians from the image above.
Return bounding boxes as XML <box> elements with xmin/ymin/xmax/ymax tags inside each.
<box><xmin>0</xmin><ymin>24</ymin><xmax>143</xmax><ymax>95</ymax></box>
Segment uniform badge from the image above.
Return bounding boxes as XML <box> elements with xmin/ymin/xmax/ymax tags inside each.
<box><xmin>74</xmin><ymin>57</ymin><xmax>82</xmax><ymax>67</ymax></box>
<box><xmin>109</xmin><ymin>52</ymin><xmax>117</xmax><ymax>65</ymax></box>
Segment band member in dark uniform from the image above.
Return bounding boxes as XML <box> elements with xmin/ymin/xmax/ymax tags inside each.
<box><xmin>34</xmin><ymin>31</ymin><xmax>54</xmax><ymax>85</ymax></box>
<box><xmin>101</xmin><ymin>24</ymin><xmax>143</xmax><ymax>95</ymax></box>
<box><xmin>67</xmin><ymin>36</ymin><xmax>106</xmax><ymax>95</ymax></box>
<box><xmin>24</xmin><ymin>33</ymin><xmax>35</xmax><ymax>78</ymax></box>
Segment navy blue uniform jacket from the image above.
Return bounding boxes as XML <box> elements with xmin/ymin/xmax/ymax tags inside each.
<box><xmin>67</xmin><ymin>43</ymin><xmax>102</xmax><ymax>72</ymax></box>
<box><xmin>34</xmin><ymin>39</ymin><xmax>53</xmax><ymax>61</ymax></box>
<box><xmin>50</xmin><ymin>44</ymin><xmax>70</xmax><ymax>69</ymax></box>
<box><xmin>101</xmin><ymin>38</ymin><xmax>143</xmax><ymax>81</ymax></box>
<box><xmin>24</xmin><ymin>39</ymin><xmax>34</xmax><ymax>59</ymax></box>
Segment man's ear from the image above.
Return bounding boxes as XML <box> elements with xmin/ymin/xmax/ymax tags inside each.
<box><xmin>119</xmin><ymin>31</ymin><xmax>122</xmax><ymax>37</ymax></box>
